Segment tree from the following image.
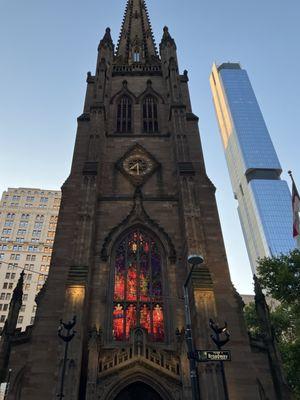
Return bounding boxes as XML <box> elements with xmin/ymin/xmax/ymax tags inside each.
<box><xmin>244</xmin><ymin>249</ymin><xmax>300</xmax><ymax>398</ymax></box>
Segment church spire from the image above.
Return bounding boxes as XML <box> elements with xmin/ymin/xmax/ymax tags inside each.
<box><xmin>116</xmin><ymin>0</ymin><xmax>158</xmax><ymax>65</ymax></box>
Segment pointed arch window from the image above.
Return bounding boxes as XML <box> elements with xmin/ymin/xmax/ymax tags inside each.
<box><xmin>117</xmin><ymin>96</ymin><xmax>132</xmax><ymax>133</ymax></box>
<box><xmin>112</xmin><ymin>229</ymin><xmax>164</xmax><ymax>342</ymax></box>
<box><xmin>143</xmin><ymin>96</ymin><xmax>158</xmax><ymax>133</ymax></box>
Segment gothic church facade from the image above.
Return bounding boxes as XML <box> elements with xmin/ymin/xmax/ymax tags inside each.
<box><xmin>5</xmin><ymin>1</ymin><xmax>277</xmax><ymax>399</ymax></box>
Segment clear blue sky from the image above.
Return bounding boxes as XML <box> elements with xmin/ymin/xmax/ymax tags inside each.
<box><xmin>1</xmin><ymin>0</ymin><xmax>299</xmax><ymax>294</ymax></box>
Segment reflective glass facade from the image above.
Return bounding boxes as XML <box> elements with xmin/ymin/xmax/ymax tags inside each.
<box><xmin>210</xmin><ymin>63</ymin><xmax>295</xmax><ymax>273</ymax></box>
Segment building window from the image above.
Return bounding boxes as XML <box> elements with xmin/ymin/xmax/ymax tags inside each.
<box><xmin>5</xmin><ymin>273</ymin><xmax>10</xmax><ymax>279</ymax></box>
<box><xmin>3</xmin><ymin>304</ymin><xmax>8</xmax><ymax>311</ymax></box>
<box><xmin>112</xmin><ymin>229</ymin><xmax>164</xmax><ymax>342</ymax></box>
<box><xmin>20</xmin><ymin>305</ymin><xmax>26</xmax><ymax>312</ymax></box>
<box><xmin>30</xmin><ymin>317</ymin><xmax>35</xmax><ymax>325</ymax></box>
<box><xmin>117</xmin><ymin>96</ymin><xmax>132</xmax><ymax>133</ymax></box>
<box><xmin>5</xmin><ymin>294</ymin><xmax>11</xmax><ymax>301</ymax></box>
<box><xmin>0</xmin><ymin>254</ymin><xmax>4</xmax><ymax>260</ymax></box>
<box><xmin>133</xmin><ymin>51</ymin><xmax>140</xmax><ymax>62</ymax></box>
<box><xmin>3</xmin><ymin>283</ymin><xmax>8</xmax><ymax>289</ymax></box>
<box><xmin>143</xmin><ymin>96</ymin><xmax>158</xmax><ymax>133</ymax></box>
<box><xmin>17</xmin><ymin>316</ymin><xmax>23</xmax><ymax>324</ymax></box>
<box><xmin>19</xmin><ymin>221</ymin><xmax>28</xmax><ymax>227</ymax></box>
<box><xmin>4</xmin><ymin>221</ymin><xmax>13</xmax><ymax>227</ymax></box>
<box><xmin>0</xmin><ymin>316</ymin><xmax>6</xmax><ymax>323</ymax></box>
<box><xmin>23</xmin><ymin>294</ymin><xmax>28</xmax><ymax>301</ymax></box>
<box><xmin>6</xmin><ymin>213</ymin><xmax>15</xmax><ymax>219</ymax></box>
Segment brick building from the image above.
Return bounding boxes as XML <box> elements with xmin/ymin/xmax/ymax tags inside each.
<box><xmin>0</xmin><ymin>188</ymin><xmax>60</xmax><ymax>331</ymax></box>
<box><xmin>1</xmin><ymin>1</ymin><xmax>288</xmax><ymax>399</ymax></box>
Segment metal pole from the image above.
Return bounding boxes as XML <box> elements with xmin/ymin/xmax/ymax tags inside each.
<box><xmin>3</xmin><ymin>369</ymin><xmax>12</xmax><ymax>400</ymax></box>
<box><xmin>57</xmin><ymin>316</ymin><xmax>76</xmax><ymax>399</ymax></box>
<box><xmin>183</xmin><ymin>263</ymin><xmax>201</xmax><ymax>400</ymax></box>
<box><xmin>209</xmin><ymin>319</ymin><xmax>230</xmax><ymax>400</ymax></box>
<box><xmin>215</xmin><ymin>330</ymin><xmax>229</xmax><ymax>400</ymax></box>
<box><xmin>58</xmin><ymin>340</ymin><xmax>69</xmax><ymax>400</ymax></box>
<box><xmin>219</xmin><ymin>359</ymin><xmax>229</xmax><ymax>400</ymax></box>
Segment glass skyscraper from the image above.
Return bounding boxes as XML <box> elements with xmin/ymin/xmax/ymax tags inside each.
<box><xmin>210</xmin><ymin>62</ymin><xmax>295</xmax><ymax>273</ymax></box>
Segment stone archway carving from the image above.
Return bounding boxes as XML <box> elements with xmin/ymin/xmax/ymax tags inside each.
<box><xmin>100</xmin><ymin>188</ymin><xmax>176</xmax><ymax>262</ymax></box>
<box><xmin>105</xmin><ymin>371</ymin><xmax>175</xmax><ymax>400</ymax></box>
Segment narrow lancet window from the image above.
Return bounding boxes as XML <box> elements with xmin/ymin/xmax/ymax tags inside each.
<box><xmin>143</xmin><ymin>96</ymin><xmax>158</xmax><ymax>133</ymax></box>
<box><xmin>133</xmin><ymin>52</ymin><xmax>140</xmax><ymax>62</ymax></box>
<box><xmin>112</xmin><ymin>229</ymin><xmax>164</xmax><ymax>342</ymax></box>
<box><xmin>117</xmin><ymin>96</ymin><xmax>132</xmax><ymax>133</ymax></box>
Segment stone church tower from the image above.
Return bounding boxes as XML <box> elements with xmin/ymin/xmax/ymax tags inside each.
<box><xmin>5</xmin><ymin>1</ymin><xmax>279</xmax><ymax>399</ymax></box>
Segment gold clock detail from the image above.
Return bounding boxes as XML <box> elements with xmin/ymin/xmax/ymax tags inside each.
<box><xmin>116</xmin><ymin>144</ymin><xmax>159</xmax><ymax>187</ymax></box>
<box><xmin>123</xmin><ymin>155</ymin><xmax>153</xmax><ymax>176</ymax></box>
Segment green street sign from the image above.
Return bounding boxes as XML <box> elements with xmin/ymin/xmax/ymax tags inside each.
<box><xmin>196</xmin><ymin>350</ymin><xmax>231</xmax><ymax>362</ymax></box>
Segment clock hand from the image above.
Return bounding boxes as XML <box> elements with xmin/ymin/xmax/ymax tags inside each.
<box><xmin>129</xmin><ymin>162</ymin><xmax>139</xmax><ymax>171</ymax></box>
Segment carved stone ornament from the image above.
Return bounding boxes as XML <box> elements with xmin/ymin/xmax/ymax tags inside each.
<box><xmin>116</xmin><ymin>143</ymin><xmax>160</xmax><ymax>187</ymax></box>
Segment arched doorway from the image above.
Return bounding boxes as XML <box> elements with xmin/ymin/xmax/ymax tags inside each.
<box><xmin>114</xmin><ymin>381</ymin><xmax>163</xmax><ymax>400</ymax></box>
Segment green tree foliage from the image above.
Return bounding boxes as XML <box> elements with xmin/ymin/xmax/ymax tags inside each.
<box><xmin>244</xmin><ymin>250</ymin><xmax>300</xmax><ymax>398</ymax></box>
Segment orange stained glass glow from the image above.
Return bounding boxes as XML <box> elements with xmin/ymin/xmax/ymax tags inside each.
<box><xmin>125</xmin><ymin>304</ymin><xmax>137</xmax><ymax>339</ymax></box>
<box><xmin>153</xmin><ymin>304</ymin><xmax>164</xmax><ymax>341</ymax></box>
<box><xmin>140</xmin><ymin>304</ymin><xmax>151</xmax><ymax>332</ymax></box>
<box><xmin>127</xmin><ymin>263</ymin><xmax>137</xmax><ymax>301</ymax></box>
<box><xmin>113</xmin><ymin>304</ymin><xmax>124</xmax><ymax>340</ymax></box>
<box><xmin>113</xmin><ymin>229</ymin><xmax>164</xmax><ymax>342</ymax></box>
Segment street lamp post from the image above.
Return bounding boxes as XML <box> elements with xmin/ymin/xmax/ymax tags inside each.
<box><xmin>209</xmin><ymin>319</ymin><xmax>230</xmax><ymax>400</ymax></box>
<box><xmin>183</xmin><ymin>254</ymin><xmax>204</xmax><ymax>400</ymax></box>
<box><xmin>57</xmin><ymin>316</ymin><xmax>76</xmax><ymax>400</ymax></box>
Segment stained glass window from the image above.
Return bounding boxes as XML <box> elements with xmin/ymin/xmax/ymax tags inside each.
<box><xmin>112</xmin><ymin>229</ymin><xmax>164</xmax><ymax>342</ymax></box>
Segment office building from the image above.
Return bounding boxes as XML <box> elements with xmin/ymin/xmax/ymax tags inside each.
<box><xmin>210</xmin><ymin>63</ymin><xmax>295</xmax><ymax>272</ymax></box>
<box><xmin>0</xmin><ymin>188</ymin><xmax>60</xmax><ymax>331</ymax></box>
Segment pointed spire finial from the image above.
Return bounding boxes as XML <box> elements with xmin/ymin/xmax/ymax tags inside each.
<box><xmin>99</xmin><ymin>26</ymin><xmax>114</xmax><ymax>51</ymax></box>
<box><xmin>160</xmin><ymin>25</ymin><xmax>176</xmax><ymax>49</ymax></box>
<box><xmin>116</xmin><ymin>0</ymin><xmax>158</xmax><ymax>64</ymax></box>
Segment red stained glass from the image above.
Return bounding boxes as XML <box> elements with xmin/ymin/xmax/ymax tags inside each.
<box><xmin>127</xmin><ymin>263</ymin><xmax>137</xmax><ymax>301</ymax></box>
<box><xmin>125</xmin><ymin>304</ymin><xmax>136</xmax><ymax>339</ymax></box>
<box><xmin>114</xmin><ymin>243</ymin><xmax>126</xmax><ymax>300</ymax></box>
<box><xmin>140</xmin><ymin>253</ymin><xmax>150</xmax><ymax>301</ymax></box>
<box><xmin>153</xmin><ymin>304</ymin><xmax>164</xmax><ymax>341</ymax></box>
<box><xmin>140</xmin><ymin>304</ymin><xmax>151</xmax><ymax>333</ymax></box>
<box><xmin>113</xmin><ymin>229</ymin><xmax>164</xmax><ymax>342</ymax></box>
<box><xmin>113</xmin><ymin>304</ymin><xmax>124</xmax><ymax>341</ymax></box>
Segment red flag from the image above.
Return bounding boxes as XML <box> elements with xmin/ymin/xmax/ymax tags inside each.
<box><xmin>291</xmin><ymin>178</ymin><xmax>300</xmax><ymax>238</ymax></box>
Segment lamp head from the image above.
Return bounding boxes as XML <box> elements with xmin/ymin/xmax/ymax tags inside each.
<box><xmin>187</xmin><ymin>254</ymin><xmax>204</xmax><ymax>265</ymax></box>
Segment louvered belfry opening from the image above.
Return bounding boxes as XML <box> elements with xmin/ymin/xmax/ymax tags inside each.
<box><xmin>143</xmin><ymin>96</ymin><xmax>158</xmax><ymax>133</ymax></box>
<box><xmin>117</xmin><ymin>96</ymin><xmax>132</xmax><ymax>133</ymax></box>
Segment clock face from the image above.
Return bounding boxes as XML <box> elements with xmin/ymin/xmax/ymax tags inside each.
<box><xmin>116</xmin><ymin>144</ymin><xmax>159</xmax><ymax>187</ymax></box>
<box><xmin>123</xmin><ymin>155</ymin><xmax>153</xmax><ymax>176</ymax></box>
